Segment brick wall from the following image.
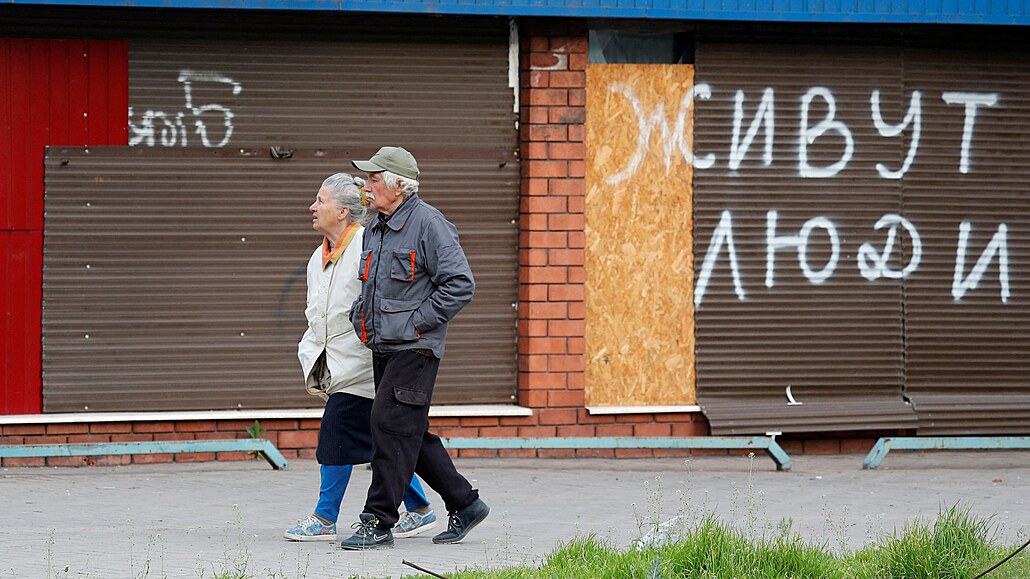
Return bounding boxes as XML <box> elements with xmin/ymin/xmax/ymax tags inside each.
<box><xmin>0</xmin><ymin>419</ymin><xmax>319</xmax><ymax>467</ymax></box>
<box><xmin>517</xmin><ymin>20</ymin><xmax>588</xmax><ymax>430</ymax></box>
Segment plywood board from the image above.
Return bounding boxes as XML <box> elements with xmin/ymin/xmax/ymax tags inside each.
<box><xmin>585</xmin><ymin>64</ymin><xmax>696</xmax><ymax>406</ymax></box>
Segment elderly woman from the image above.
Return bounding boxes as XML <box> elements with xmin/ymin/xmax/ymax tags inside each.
<box><xmin>285</xmin><ymin>172</ymin><xmax>438</xmax><ymax>542</ymax></box>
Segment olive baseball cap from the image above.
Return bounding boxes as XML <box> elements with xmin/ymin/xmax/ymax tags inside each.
<box><xmin>351</xmin><ymin>146</ymin><xmax>420</xmax><ymax>180</ymax></box>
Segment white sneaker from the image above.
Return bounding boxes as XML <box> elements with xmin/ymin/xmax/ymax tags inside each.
<box><xmin>392</xmin><ymin>509</ymin><xmax>439</xmax><ymax>538</ymax></box>
<box><xmin>284</xmin><ymin>515</ymin><xmax>337</xmax><ymax>541</ymax></box>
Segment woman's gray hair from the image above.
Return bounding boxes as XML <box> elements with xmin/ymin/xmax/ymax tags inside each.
<box><xmin>321</xmin><ymin>172</ymin><xmax>370</xmax><ymax>225</ymax></box>
<box><xmin>383</xmin><ymin>170</ymin><xmax>420</xmax><ymax>197</ymax></box>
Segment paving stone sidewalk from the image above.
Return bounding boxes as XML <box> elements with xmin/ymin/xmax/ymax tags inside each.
<box><xmin>2</xmin><ymin>451</ymin><xmax>1028</xmax><ymax>578</ymax></box>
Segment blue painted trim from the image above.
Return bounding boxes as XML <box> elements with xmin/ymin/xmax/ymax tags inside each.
<box><xmin>0</xmin><ymin>439</ymin><xmax>289</xmax><ymax>470</ymax></box>
<box><xmin>444</xmin><ymin>436</ymin><xmax>792</xmax><ymax>470</ymax></box>
<box><xmin>7</xmin><ymin>0</ymin><xmax>1030</xmax><ymax>26</ymax></box>
<box><xmin>863</xmin><ymin>436</ymin><xmax>1030</xmax><ymax>469</ymax></box>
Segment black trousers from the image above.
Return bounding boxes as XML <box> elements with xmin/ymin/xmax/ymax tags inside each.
<box><xmin>363</xmin><ymin>349</ymin><xmax>478</xmax><ymax>528</ymax></box>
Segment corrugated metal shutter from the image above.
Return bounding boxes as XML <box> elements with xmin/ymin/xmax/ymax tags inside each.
<box><xmin>693</xmin><ymin>42</ymin><xmax>916</xmax><ymax>434</ymax></box>
<box><xmin>900</xmin><ymin>46</ymin><xmax>1030</xmax><ymax>434</ymax></box>
<box><xmin>43</xmin><ymin>147</ymin><xmax>517</xmax><ymax>411</ymax></box>
<box><xmin>126</xmin><ymin>38</ymin><xmax>516</xmax><ymax>149</ymax></box>
<box><xmin>42</xmin><ymin>22</ymin><xmax>518</xmax><ymax>412</ymax></box>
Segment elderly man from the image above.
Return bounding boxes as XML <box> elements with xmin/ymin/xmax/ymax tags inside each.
<box><xmin>340</xmin><ymin>147</ymin><xmax>489</xmax><ymax>550</ymax></box>
<box><xmin>285</xmin><ymin>172</ymin><xmax>438</xmax><ymax>543</ymax></box>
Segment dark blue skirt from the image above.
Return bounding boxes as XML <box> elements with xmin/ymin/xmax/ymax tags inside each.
<box><xmin>316</xmin><ymin>392</ymin><xmax>375</xmax><ymax>465</ymax></box>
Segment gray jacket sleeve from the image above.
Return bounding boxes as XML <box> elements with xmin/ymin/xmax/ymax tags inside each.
<box><xmin>413</xmin><ymin>216</ymin><xmax>475</xmax><ymax>334</ymax></box>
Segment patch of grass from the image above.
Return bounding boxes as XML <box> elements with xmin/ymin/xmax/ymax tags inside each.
<box><xmin>844</xmin><ymin>504</ymin><xmax>996</xmax><ymax>579</ymax></box>
<box><xmin>437</xmin><ymin>505</ymin><xmax>1027</xmax><ymax>579</ymax></box>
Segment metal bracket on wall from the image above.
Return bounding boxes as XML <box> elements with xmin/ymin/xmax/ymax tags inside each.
<box><xmin>442</xmin><ymin>435</ymin><xmax>793</xmax><ymax>471</ymax></box>
<box><xmin>863</xmin><ymin>436</ymin><xmax>1030</xmax><ymax>469</ymax></box>
<box><xmin>0</xmin><ymin>438</ymin><xmax>289</xmax><ymax>470</ymax></box>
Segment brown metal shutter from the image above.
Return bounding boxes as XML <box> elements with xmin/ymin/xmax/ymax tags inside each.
<box><xmin>127</xmin><ymin>38</ymin><xmax>516</xmax><ymax>149</ymax></box>
<box><xmin>42</xmin><ymin>24</ymin><xmax>517</xmax><ymax>412</ymax></box>
<box><xmin>692</xmin><ymin>42</ymin><xmax>917</xmax><ymax>434</ymax></box>
<box><xmin>900</xmin><ymin>46</ymin><xmax>1030</xmax><ymax>434</ymax></box>
<box><xmin>43</xmin><ymin>147</ymin><xmax>516</xmax><ymax>411</ymax></box>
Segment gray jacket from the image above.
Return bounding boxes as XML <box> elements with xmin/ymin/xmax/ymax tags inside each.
<box><xmin>350</xmin><ymin>193</ymin><xmax>475</xmax><ymax>358</ymax></box>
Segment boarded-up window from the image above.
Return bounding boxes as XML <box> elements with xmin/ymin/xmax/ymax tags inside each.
<box><xmin>585</xmin><ymin>64</ymin><xmax>696</xmax><ymax>407</ymax></box>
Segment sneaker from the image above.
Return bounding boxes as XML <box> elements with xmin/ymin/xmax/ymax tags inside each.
<box><xmin>393</xmin><ymin>509</ymin><xmax>439</xmax><ymax>539</ymax></box>
<box><xmin>283</xmin><ymin>515</ymin><xmax>336</xmax><ymax>542</ymax></box>
<box><xmin>432</xmin><ymin>498</ymin><xmax>490</xmax><ymax>544</ymax></box>
<box><xmin>339</xmin><ymin>513</ymin><xmax>394</xmax><ymax>550</ymax></box>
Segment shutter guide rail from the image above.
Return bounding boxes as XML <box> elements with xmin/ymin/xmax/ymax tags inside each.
<box><xmin>443</xmin><ymin>435</ymin><xmax>793</xmax><ymax>471</ymax></box>
<box><xmin>863</xmin><ymin>436</ymin><xmax>1030</xmax><ymax>469</ymax></box>
<box><xmin>0</xmin><ymin>438</ymin><xmax>289</xmax><ymax>470</ymax></box>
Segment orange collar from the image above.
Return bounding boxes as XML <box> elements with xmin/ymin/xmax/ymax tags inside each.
<box><xmin>321</xmin><ymin>222</ymin><xmax>360</xmax><ymax>269</ymax></box>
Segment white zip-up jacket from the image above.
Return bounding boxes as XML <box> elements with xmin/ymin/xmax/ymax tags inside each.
<box><xmin>297</xmin><ymin>227</ymin><xmax>375</xmax><ymax>400</ymax></box>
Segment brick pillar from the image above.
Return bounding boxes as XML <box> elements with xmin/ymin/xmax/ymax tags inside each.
<box><xmin>518</xmin><ymin>20</ymin><xmax>588</xmax><ymax>423</ymax></box>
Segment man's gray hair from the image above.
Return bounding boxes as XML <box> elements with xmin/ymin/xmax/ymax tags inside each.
<box><xmin>383</xmin><ymin>170</ymin><xmax>420</xmax><ymax>197</ymax></box>
<box><xmin>321</xmin><ymin>172</ymin><xmax>370</xmax><ymax>225</ymax></box>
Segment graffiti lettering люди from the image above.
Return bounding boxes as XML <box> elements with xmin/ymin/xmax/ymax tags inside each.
<box><xmin>765</xmin><ymin>210</ymin><xmax>840</xmax><ymax>288</ymax></box>
<box><xmin>953</xmin><ymin>221</ymin><xmax>1010</xmax><ymax>303</ymax></box>
<box><xmin>693</xmin><ymin>211</ymin><xmax>1010</xmax><ymax>307</ymax></box>
<box><xmin>857</xmin><ymin>214</ymin><xmax>922</xmax><ymax>281</ymax></box>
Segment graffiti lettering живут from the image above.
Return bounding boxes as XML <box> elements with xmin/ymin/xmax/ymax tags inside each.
<box><xmin>610</xmin><ymin>84</ymin><xmax>998</xmax><ymax>177</ymax></box>
<box><xmin>606</xmin><ymin>82</ymin><xmax>713</xmax><ymax>184</ymax></box>
<box><xmin>604</xmin><ymin>83</ymin><xmax>1011</xmax><ymax>306</ymax></box>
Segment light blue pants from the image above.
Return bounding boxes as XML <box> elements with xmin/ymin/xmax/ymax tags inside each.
<box><xmin>314</xmin><ymin>464</ymin><xmax>429</xmax><ymax>523</ymax></box>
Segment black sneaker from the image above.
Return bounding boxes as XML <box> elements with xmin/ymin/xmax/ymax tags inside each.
<box><xmin>339</xmin><ymin>513</ymin><xmax>394</xmax><ymax>550</ymax></box>
<box><xmin>432</xmin><ymin>498</ymin><xmax>490</xmax><ymax>544</ymax></box>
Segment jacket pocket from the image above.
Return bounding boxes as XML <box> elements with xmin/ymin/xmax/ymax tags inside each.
<box><xmin>394</xmin><ymin>385</ymin><xmax>429</xmax><ymax>406</ymax></box>
<box><xmin>380</xmin><ymin>353</ymin><xmax>433</xmax><ymax>436</ymax></box>
<box><xmin>389</xmin><ymin>249</ymin><xmax>417</xmax><ymax>282</ymax></box>
<box><xmin>358</xmin><ymin>249</ymin><xmax>373</xmax><ymax>281</ymax></box>
<box><xmin>350</xmin><ymin>296</ymin><xmax>368</xmax><ymax>343</ymax></box>
<box><xmin>378</xmin><ymin>297</ymin><xmax>420</xmax><ymax>343</ymax></box>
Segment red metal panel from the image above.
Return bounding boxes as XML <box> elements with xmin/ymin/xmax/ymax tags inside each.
<box><xmin>7</xmin><ymin>41</ymin><xmax>31</xmax><ymax>231</ymax></box>
<box><xmin>1</xmin><ymin>40</ymin><xmax>11</xmax><ymax>230</ymax></box>
<box><xmin>87</xmin><ymin>40</ymin><xmax>109</xmax><ymax>143</ymax></box>
<box><xmin>66</xmin><ymin>39</ymin><xmax>90</xmax><ymax>144</ymax></box>
<box><xmin>0</xmin><ymin>38</ymin><xmax>128</xmax><ymax>414</ymax></box>
<box><xmin>48</xmin><ymin>40</ymin><xmax>69</xmax><ymax>146</ymax></box>
<box><xmin>0</xmin><ymin>231</ymin><xmax>43</xmax><ymax>414</ymax></box>
<box><xmin>109</xmin><ymin>41</ymin><xmax>129</xmax><ymax>145</ymax></box>
<box><xmin>27</xmin><ymin>40</ymin><xmax>49</xmax><ymax>232</ymax></box>
<box><xmin>110</xmin><ymin>40</ymin><xmax>128</xmax><ymax>144</ymax></box>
